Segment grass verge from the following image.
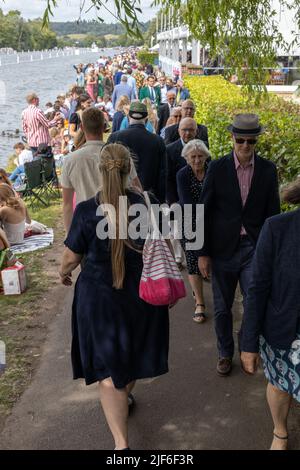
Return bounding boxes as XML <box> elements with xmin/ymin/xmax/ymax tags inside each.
<box><xmin>0</xmin><ymin>199</ymin><xmax>64</xmax><ymax>430</ymax></box>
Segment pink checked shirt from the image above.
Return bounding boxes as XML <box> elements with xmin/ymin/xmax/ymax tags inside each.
<box><xmin>234</xmin><ymin>152</ymin><xmax>255</xmax><ymax>235</ymax></box>
<box><xmin>22</xmin><ymin>105</ymin><xmax>56</xmax><ymax>147</ymax></box>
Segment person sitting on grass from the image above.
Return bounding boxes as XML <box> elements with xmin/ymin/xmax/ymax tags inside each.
<box><xmin>0</xmin><ymin>183</ymin><xmax>31</xmax><ymax>245</ymax></box>
<box><xmin>9</xmin><ymin>143</ymin><xmax>33</xmax><ymax>188</ymax></box>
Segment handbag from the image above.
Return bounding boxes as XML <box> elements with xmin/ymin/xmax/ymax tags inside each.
<box><xmin>139</xmin><ymin>192</ymin><xmax>186</xmax><ymax>306</ymax></box>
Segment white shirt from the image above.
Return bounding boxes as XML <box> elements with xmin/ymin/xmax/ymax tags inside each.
<box><xmin>105</xmin><ymin>101</ymin><xmax>115</xmax><ymax>119</ymax></box>
<box><xmin>18</xmin><ymin>149</ymin><xmax>33</xmax><ymax>166</ymax></box>
<box><xmin>160</xmin><ymin>85</ymin><xmax>168</xmax><ymax>103</ymax></box>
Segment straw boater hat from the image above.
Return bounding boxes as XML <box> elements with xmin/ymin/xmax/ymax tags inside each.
<box><xmin>227</xmin><ymin>113</ymin><xmax>265</xmax><ymax>136</ymax></box>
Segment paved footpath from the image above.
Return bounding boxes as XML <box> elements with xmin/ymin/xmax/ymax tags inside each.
<box><xmin>1</xmin><ymin>279</ymin><xmax>299</xmax><ymax>450</ymax></box>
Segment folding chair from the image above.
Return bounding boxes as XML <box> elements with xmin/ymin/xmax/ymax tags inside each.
<box><xmin>15</xmin><ymin>159</ymin><xmax>48</xmax><ymax>208</ymax></box>
<box><xmin>40</xmin><ymin>157</ymin><xmax>61</xmax><ymax>201</ymax></box>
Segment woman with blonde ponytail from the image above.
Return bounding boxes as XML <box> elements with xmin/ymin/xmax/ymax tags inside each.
<box><xmin>60</xmin><ymin>143</ymin><xmax>169</xmax><ymax>450</ymax></box>
<box><xmin>0</xmin><ymin>183</ymin><xmax>31</xmax><ymax>245</ymax></box>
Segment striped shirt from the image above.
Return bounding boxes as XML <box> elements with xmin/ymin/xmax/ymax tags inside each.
<box><xmin>22</xmin><ymin>105</ymin><xmax>56</xmax><ymax>147</ymax></box>
<box><xmin>234</xmin><ymin>152</ymin><xmax>255</xmax><ymax>235</ymax></box>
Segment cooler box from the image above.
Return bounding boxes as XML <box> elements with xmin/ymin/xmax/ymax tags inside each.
<box><xmin>1</xmin><ymin>261</ymin><xmax>27</xmax><ymax>295</ymax></box>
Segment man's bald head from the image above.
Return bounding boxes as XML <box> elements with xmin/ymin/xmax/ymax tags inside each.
<box><xmin>179</xmin><ymin>118</ymin><xmax>197</xmax><ymax>143</ymax></box>
<box><xmin>181</xmin><ymin>99</ymin><xmax>196</xmax><ymax>118</ymax></box>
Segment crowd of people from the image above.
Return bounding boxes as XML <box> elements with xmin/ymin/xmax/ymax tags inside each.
<box><xmin>1</xmin><ymin>48</ymin><xmax>299</xmax><ymax>451</ymax></box>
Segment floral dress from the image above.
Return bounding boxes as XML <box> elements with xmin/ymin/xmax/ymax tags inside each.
<box><xmin>260</xmin><ymin>332</ymin><xmax>300</xmax><ymax>402</ymax></box>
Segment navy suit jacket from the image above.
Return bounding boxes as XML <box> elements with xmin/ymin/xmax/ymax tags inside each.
<box><xmin>198</xmin><ymin>151</ymin><xmax>280</xmax><ymax>259</ymax></box>
<box><xmin>108</xmin><ymin>124</ymin><xmax>167</xmax><ymax>203</ymax></box>
<box><xmin>241</xmin><ymin>209</ymin><xmax>300</xmax><ymax>351</ymax></box>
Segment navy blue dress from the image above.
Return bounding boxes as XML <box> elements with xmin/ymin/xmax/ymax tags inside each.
<box><xmin>65</xmin><ymin>191</ymin><xmax>169</xmax><ymax>389</ymax></box>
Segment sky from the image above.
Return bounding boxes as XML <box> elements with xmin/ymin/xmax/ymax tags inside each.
<box><xmin>1</xmin><ymin>0</ymin><xmax>159</xmax><ymax>23</ymax></box>
<box><xmin>1</xmin><ymin>0</ymin><xmax>299</xmax><ymax>50</ymax></box>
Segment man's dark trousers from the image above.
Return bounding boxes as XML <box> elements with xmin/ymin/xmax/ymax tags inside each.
<box><xmin>211</xmin><ymin>235</ymin><xmax>254</xmax><ymax>358</ymax></box>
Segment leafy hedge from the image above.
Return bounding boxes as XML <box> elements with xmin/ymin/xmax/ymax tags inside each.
<box><xmin>137</xmin><ymin>50</ymin><xmax>158</xmax><ymax>66</ymax></box>
<box><xmin>184</xmin><ymin>76</ymin><xmax>300</xmax><ymax>185</ymax></box>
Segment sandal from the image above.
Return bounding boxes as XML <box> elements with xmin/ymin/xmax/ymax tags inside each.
<box><xmin>273</xmin><ymin>432</ymin><xmax>288</xmax><ymax>440</ymax></box>
<box><xmin>193</xmin><ymin>304</ymin><xmax>206</xmax><ymax>323</ymax></box>
<box><xmin>271</xmin><ymin>432</ymin><xmax>288</xmax><ymax>450</ymax></box>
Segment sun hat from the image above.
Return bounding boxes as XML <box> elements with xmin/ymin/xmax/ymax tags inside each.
<box><xmin>227</xmin><ymin>113</ymin><xmax>265</xmax><ymax>136</ymax></box>
<box><xmin>129</xmin><ymin>102</ymin><xmax>148</xmax><ymax>120</ymax></box>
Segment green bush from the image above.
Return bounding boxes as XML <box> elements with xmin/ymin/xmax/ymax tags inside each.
<box><xmin>137</xmin><ymin>49</ymin><xmax>158</xmax><ymax>66</ymax></box>
<box><xmin>185</xmin><ymin>76</ymin><xmax>300</xmax><ymax>185</ymax></box>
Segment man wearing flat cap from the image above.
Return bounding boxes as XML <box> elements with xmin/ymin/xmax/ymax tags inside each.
<box><xmin>108</xmin><ymin>102</ymin><xmax>167</xmax><ymax>202</ymax></box>
<box><xmin>197</xmin><ymin>113</ymin><xmax>280</xmax><ymax>376</ymax></box>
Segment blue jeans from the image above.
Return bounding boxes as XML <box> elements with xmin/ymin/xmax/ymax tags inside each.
<box><xmin>9</xmin><ymin>165</ymin><xmax>25</xmax><ymax>185</ymax></box>
<box><xmin>211</xmin><ymin>236</ymin><xmax>255</xmax><ymax>358</ymax></box>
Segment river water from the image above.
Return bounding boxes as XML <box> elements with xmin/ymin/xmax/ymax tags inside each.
<box><xmin>0</xmin><ymin>48</ymin><xmax>117</xmax><ymax>168</ymax></box>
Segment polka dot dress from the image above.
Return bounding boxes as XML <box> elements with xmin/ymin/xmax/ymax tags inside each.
<box><xmin>181</xmin><ymin>165</ymin><xmax>205</xmax><ymax>275</ymax></box>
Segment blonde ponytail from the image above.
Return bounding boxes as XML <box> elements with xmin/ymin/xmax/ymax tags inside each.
<box><xmin>99</xmin><ymin>143</ymin><xmax>131</xmax><ymax>289</ymax></box>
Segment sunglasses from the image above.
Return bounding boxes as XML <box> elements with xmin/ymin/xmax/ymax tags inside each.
<box><xmin>235</xmin><ymin>138</ymin><xmax>257</xmax><ymax>145</ymax></box>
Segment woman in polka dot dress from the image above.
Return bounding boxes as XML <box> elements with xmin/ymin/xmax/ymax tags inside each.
<box><xmin>176</xmin><ymin>139</ymin><xmax>211</xmax><ymax>323</ymax></box>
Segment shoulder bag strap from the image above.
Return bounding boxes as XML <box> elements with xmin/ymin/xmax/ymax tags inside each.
<box><xmin>143</xmin><ymin>191</ymin><xmax>160</xmax><ymax>239</ymax></box>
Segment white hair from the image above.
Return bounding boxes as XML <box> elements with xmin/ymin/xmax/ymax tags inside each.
<box><xmin>129</xmin><ymin>117</ymin><xmax>147</xmax><ymax>125</ymax></box>
<box><xmin>121</xmin><ymin>75</ymin><xmax>128</xmax><ymax>82</ymax></box>
<box><xmin>182</xmin><ymin>139</ymin><xmax>211</xmax><ymax>160</ymax></box>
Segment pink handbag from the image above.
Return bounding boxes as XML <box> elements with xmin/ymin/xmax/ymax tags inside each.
<box><xmin>139</xmin><ymin>192</ymin><xmax>186</xmax><ymax>306</ymax></box>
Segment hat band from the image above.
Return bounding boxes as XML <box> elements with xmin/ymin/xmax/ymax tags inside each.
<box><xmin>232</xmin><ymin>126</ymin><xmax>261</xmax><ymax>135</ymax></box>
<box><xmin>129</xmin><ymin>111</ymin><xmax>148</xmax><ymax>119</ymax></box>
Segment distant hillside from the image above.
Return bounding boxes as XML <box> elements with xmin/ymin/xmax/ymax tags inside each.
<box><xmin>50</xmin><ymin>20</ymin><xmax>150</xmax><ymax>37</ymax></box>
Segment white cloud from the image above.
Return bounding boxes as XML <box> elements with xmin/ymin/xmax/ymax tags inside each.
<box><xmin>1</xmin><ymin>0</ymin><xmax>159</xmax><ymax>22</ymax></box>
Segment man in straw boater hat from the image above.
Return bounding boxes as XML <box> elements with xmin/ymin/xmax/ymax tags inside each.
<box><xmin>197</xmin><ymin>113</ymin><xmax>281</xmax><ymax>376</ymax></box>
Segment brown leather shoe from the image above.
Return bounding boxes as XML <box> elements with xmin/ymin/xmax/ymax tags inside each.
<box><xmin>217</xmin><ymin>357</ymin><xmax>232</xmax><ymax>376</ymax></box>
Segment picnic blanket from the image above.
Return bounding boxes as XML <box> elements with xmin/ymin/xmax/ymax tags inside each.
<box><xmin>9</xmin><ymin>229</ymin><xmax>54</xmax><ymax>255</ymax></box>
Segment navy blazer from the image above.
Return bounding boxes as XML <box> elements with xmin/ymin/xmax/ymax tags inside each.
<box><xmin>241</xmin><ymin>209</ymin><xmax>300</xmax><ymax>352</ymax></box>
<box><xmin>198</xmin><ymin>151</ymin><xmax>280</xmax><ymax>259</ymax></box>
<box><xmin>108</xmin><ymin>124</ymin><xmax>167</xmax><ymax>203</ymax></box>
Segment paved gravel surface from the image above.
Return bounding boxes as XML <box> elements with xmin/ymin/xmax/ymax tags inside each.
<box><xmin>0</xmin><ymin>279</ymin><xmax>299</xmax><ymax>450</ymax></box>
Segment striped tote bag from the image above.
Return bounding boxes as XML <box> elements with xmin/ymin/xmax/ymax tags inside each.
<box><xmin>139</xmin><ymin>192</ymin><xmax>186</xmax><ymax>306</ymax></box>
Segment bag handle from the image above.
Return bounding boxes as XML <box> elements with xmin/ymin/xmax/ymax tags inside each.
<box><xmin>143</xmin><ymin>191</ymin><xmax>160</xmax><ymax>238</ymax></box>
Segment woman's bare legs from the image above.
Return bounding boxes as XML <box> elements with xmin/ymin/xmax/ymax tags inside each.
<box><xmin>99</xmin><ymin>378</ymin><xmax>135</xmax><ymax>450</ymax></box>
<box><xmin>267</xmin><ymin>383</ymin><xmax>292</xmax><ymax>450</ymax></box>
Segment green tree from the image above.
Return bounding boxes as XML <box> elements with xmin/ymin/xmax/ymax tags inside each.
<box><xmin>0</xmin><ymin>9</ymin><xmax>57</xmax><ymax>50</ymax></box>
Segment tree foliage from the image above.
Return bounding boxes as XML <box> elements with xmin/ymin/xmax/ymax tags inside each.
<box><xmin>41</xmin><ymin>0</ymin><xmax>300</xmax><ymax>94</ymax></box>
<box><xmin>156</xmin><ymin>0</ymin><xmax>300</xmax><ymax>95</ymax></box>
<box><xmin>0</xmin><ymin>9</ymin><xmax>57</xmax><ymax>51</ymax></box>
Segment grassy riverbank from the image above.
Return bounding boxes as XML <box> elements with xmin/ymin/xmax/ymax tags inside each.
<box><xmin>0</xmin><ymin>163</ymin><xmax>65</xmax><ymax>430</ymax></box>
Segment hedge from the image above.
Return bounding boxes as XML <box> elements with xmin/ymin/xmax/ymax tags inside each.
<box><xmin>137</xmin><ymin>50</ymin><xmax>159</xmax><ymax>66</ymax></box>
<box><xmin>184</xmin><ymin>76</ymin><xmax>300</xmax><ymax>185</ymax></box>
